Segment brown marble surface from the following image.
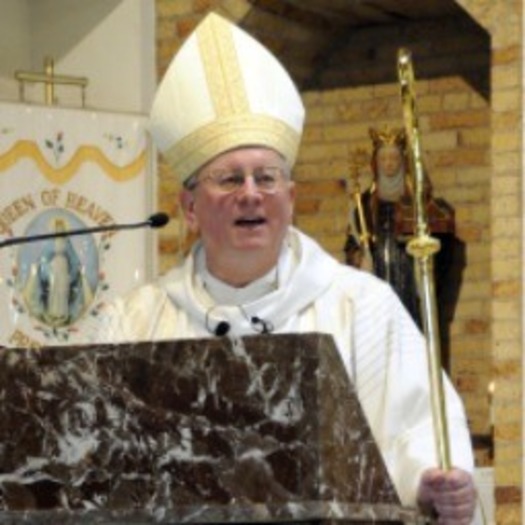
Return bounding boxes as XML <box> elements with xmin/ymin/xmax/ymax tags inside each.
<box><xmin>0</xmin><ymin>333</ymin><xmax>428</xmax><ymax>524</ymax></box>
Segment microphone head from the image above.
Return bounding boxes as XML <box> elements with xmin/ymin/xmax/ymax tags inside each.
<box><xmin>215</xmin><ymin>321</ymin><xmax>230</xmax><ymax>336</ymax></box>
<box><xmin>148</xmin><ymin>212</ymin><xmax>170</xmax><ymax>229</ymax></box>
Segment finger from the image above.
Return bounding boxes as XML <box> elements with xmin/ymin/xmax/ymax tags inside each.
<box><xmin>432</xmin><ymin>478</ymin><xmax>476</xmax><ymax>503</ymax></box>
<box><xmin>434</xmin><ymin>499</ymin><xmax>476</xmax><ymax>524</ymax></box>
<box><xmin>437</xmin><ymin>517</ymin><xmax>472</xmax><ymax>525</ymax></box>
<box><xmin>437</xmin><ymin>514</ymin><xmax>473</xmax><ymax>525</ymax></box>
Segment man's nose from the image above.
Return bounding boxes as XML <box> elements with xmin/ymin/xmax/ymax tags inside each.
<box><xmin>237</xmin><ymin>175</ymin><xmax>262</xmax><ymax>197</ymax></box>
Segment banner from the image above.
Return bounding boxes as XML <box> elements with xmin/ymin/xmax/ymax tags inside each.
<box><xmin>0</xmin><ymin>102</ymin><xmax>154</xmax><ymax>347</ymax></box>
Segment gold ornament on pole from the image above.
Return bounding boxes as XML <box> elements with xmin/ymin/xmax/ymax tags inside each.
<box><xmin>346</xmin><ymin>148</ymin><xmax>374</xmax><ymax>272</ymax></box>
<box><xmin>349</xmin><ymin>148</ymin><xmax>372</xmax><ymax>248</ymax></box>
<box><xmin>397</xmin><ymin>47</ymin><xmax>451</xmax><ymax>471</ymax></box>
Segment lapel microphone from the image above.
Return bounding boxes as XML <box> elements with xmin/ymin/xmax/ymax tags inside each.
<box><xmin>250</xmin><ymin>316</ymin><xmax>274</xmax><ymax>334</ymax></box>
<box><xmin>214</xmin><ymin>321</ymin><xmax>231</xmax><ymax>336</ymax></box>
<box><xmin>205</xmin><ymin>307</ymin><xmax>231</xmax><ymax>337</ymax></box>
<box><xmin>205</xmin><ymin>307</ymin><xmax>274</xmax><ymax>337</ymax></box>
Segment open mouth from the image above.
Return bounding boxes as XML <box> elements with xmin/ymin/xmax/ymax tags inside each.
<box><xmin>235</xmin><ymin>217</ymin><xmax>266</xmax><ymax>227</ymax></box>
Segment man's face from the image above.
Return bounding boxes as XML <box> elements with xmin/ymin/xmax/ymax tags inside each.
<box><xmin>376</xmin><ymin>145</ymin><xmax>404</xmax><ymax>178</ymax></box>
<box><xmin>180</xmin><ymin>147</ymin><xmax>295</xmax><ymax>265</ymax></box>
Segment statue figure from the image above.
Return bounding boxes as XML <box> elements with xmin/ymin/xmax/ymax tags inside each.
<box><xmin>344</xmin><ymin>126</ymin><xmax>460</xmax><ymax>362</ymax></box>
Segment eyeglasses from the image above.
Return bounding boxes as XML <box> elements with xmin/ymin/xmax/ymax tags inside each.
<box><xmin>187</xmin><ymin>166</ymin><xmax>289</xmax><ymax>194</ymax></box>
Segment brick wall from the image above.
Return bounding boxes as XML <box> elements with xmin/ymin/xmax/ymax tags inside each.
<box><xmin>454</xmin><ymin>2</ymin><xmax>523</xmax><ymax>524</ymax></box>
<box><xmin>296</xmin><ymin>71</ymin><xmax>492</xmax><ymax>445</ymax></box>
<box><xmin>154</xmin><ymin>1</ymin><xmax>523</xmax><ymax>522</ymax></box>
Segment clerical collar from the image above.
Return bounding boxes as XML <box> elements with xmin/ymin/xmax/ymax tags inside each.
<box><xmin>195</xmin><ymin>247</ymin><xmax>280</xmax><ymax>306</ymax></box>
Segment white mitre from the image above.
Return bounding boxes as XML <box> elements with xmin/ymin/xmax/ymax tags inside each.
<box><xmin>149</xmin><ymin>12</ymin><xmax>305</xmax><ymax>183</ymax></box>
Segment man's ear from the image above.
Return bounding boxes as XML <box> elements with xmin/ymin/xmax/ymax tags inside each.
<box><xmin>180</xmin><ymin>189</ymin><xmax>199</xmax><ymax>233</ymax></box>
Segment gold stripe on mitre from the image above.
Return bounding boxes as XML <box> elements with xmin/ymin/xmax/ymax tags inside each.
<box><xmin>198</xmin><ymin>13</ymin><xmax>249</xmax><ymax>117</ymax></box>
<box><xmin>164</xmin><ymin>114</ymin><xmax>300</xmax><ymax>182</ymax></box>
<box><xmin>164</xmin><ymin>14</ymin><xmax>300</xmax><ymax>182</ymax></box>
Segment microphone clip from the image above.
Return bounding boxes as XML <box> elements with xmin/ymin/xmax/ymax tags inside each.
<box><xmin>204</xmin><ymin>306</ymin><xmax>274</xmax><ymax>337</ymax></box>
<box><xmin>250</xmin><ymin>316</ymin><xmax>274</xmax><ymax>334</ymax></box>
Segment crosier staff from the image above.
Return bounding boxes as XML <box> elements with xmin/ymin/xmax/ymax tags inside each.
<box><xmin>397</xmin><ymin>47</ymin><xmax>451</xmax><ymax>471</ymax></box>
<box><xmin>348</xmin><ymin>149</ymin><xmax>374</xmax><ymax>272</ymax></box>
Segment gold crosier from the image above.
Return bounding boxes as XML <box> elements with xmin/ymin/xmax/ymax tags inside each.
<box><xmin>397</xmin><ymin>48</ymin><xmax>451</xmax><ymax>470</ymax></box>
<box><xmin>347</xmin><ymin>148</ymin><xmax>374</xmax><ymax>267</ymax></box>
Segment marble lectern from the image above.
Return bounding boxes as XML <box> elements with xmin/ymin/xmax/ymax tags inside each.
<box><xmin>0</xmin><ymin>333</ymin><xmax>428</xmax><ymax>524</ymax></box>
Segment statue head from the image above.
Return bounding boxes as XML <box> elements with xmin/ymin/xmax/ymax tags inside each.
<box><xmin>369</xmin><ymin>126</ymin><xmax>407</xmax><ymax>179</ymax></box>
<box><xmin>369</xmin><ymin>126</ymin><xmax>409</xmax><ymax>201</ymax></box>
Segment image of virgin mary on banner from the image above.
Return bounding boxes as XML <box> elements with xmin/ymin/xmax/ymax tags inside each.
<box><xmin>0</xmin><ymin>102</ymin><xmax>155</xmax><ymax>347</ymax></box>
<box><xmin>19</xmin><ymin>212</ymin><xmax>97</xmax><ymax>328</ymax></box>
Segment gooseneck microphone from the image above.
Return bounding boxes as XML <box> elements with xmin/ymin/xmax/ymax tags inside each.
<box><xmin>146</xmin><ymin>212</ymin><xmax>170</xmax><ymax>229</ymax></box>
<box><xmin>0</xmin><ymin>212</ymin><xmax>170</xmax><ymax>249</ymax></box>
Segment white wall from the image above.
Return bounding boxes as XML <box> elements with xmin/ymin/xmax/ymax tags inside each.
<box><xmin>0</xmin><ymin>0</ymin><xmax>32</xmax><ymax>98</ymax></box>
<box><xmin>0</xmin><ymin>0</ymin><xmax>156</xmax><ymax>113</ymax></box>
<box><xmin>0</xmin><ymin>0</ymin><xmax>31</xmax><ymax>73</ymax></box>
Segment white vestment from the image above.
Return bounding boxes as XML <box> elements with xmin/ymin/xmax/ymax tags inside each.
<box><xmin>98</xmin><ymin>227</ymin><xmax>474</xmax><ymax>507</ymax></box>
